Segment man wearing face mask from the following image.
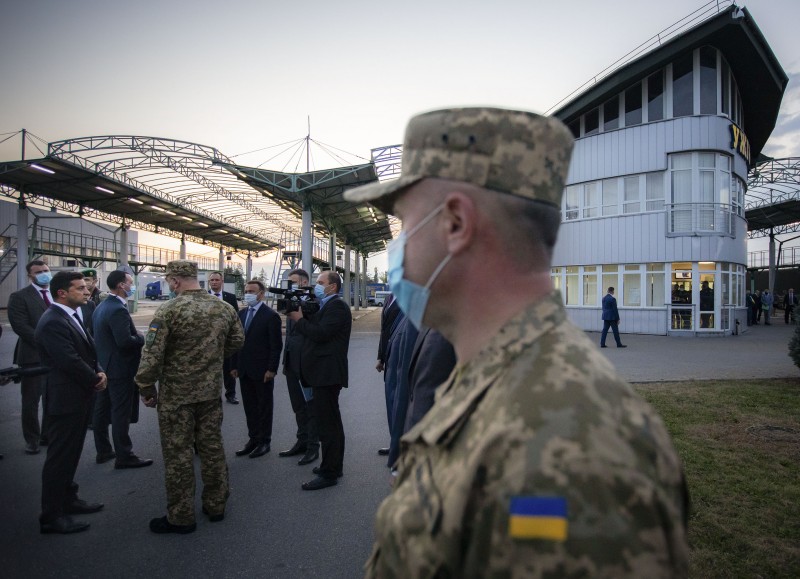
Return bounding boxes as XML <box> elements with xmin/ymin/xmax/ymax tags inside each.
<box><xmin>230</xmin><ymin>280</ymin><xmax>283</xmax><ymax>459</ymax></box>
<box><xmin>91</xmin><ymin>270</ymin><xmax>152</xmax><ymax>469</ymax></box>
<box><xmin>286</xmin><ymin>270</ymin><xmax>352</xmax><ymax>490</ymax></box>
<box><xmin>346</xmin><ymin>108</ymin><xmax>689</xmax><ymax>577</ymax></box>
<box><xmin>7</xmin><ymin>260</ymin><xmax>54</xmax><ymax>454</ymax></box>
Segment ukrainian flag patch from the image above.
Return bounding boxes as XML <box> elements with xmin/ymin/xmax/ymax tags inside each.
<box><xmin>508</xmin><ymin>496</ymin><xmax>568</xmax><ymax>542</ymax></box>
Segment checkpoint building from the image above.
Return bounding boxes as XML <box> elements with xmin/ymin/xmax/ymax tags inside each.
<box><xmin>549</xmin><ymin>4</ymin><xmax>788</xmax><ymax>335</ymax></box>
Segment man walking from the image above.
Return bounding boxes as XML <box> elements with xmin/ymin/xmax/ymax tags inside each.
<box><xmin>136</xmin><ymin>261</ymin><xmax>244</xmax><ymax>533</ymax></box>
<box><xmin>35</xmin><ymin>271</ymin><xmax>107</xmax><ymax>534</ymax></box>
<box><xmin>231</xmin><ymin>280</ymin><xmax>282</xmax><ymax>459</ymax></box>
<box><xmin>287</xmin><ymin>271</ymin><xmax>351</xmax><ymax>490</ymax></box>
<box><xmin>7</xmin><ymin>260</ymin><xmax>53</xmax><ymax>454</ymax></box>
<box><xmin>92</xmin><ymin>270</ymin><xmax>152</xmax><ymax>469</ymax></box>
<box><xmin>601</xmin><ymin>287</ymin><xmax>627</xmax><ymax>348</ymax></box>
<box><xmin>784</xmin><ymin>288</ymin><xmax>797</xmax><ymax>324</ymax></box>
<box><xmin>762</xmin><ymin>289</ymin><xmax>774</xmax><ymax>325</ymax></box>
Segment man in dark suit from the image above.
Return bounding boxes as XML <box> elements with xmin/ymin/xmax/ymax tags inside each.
<box><xmin>375</xmin><ymin>296</ymin><xmax>402</xmax><ymax>456</ymax></box>
<box><xmin>784</xmin><ymin>288</ymin><xmax>797</xmax><ymax>324</ymax></box>
<box><xmin>7</xmin><ymin>259</ymin><xmax>53</xmax><ymax>454</ymax></box>
<box><xmin>35</xmin><ymin>271</ymin><xmax>108</xmax><ymax>534</ymax></box>
<box><xmin>403</xmin><ymin>327</ymin><xmax>456</xmax><ymax>432</ymax></box>
<box><xmin>231</xmin><ymin>280</ymin><xmax>283</xmax><ymax>459</ymax></box>
<box><xmin>279</xmin><ymin>268</ymin><xmax>319</xmax><ymax>465</ymax></box>
<box><xmin>208</xmin><ymin>271</ymin><xmax>240</xmax><ymax>404</ymax></box>
<box><xmin>91</xmin><ymin>270</ymin><xmax>152</xmax><ymax>469</ymax></box>
<box><xmin>600</xmin><ymin>287</ymin><xmax>627</xmax><ymax>348</ymax></box>
<box><xmin>287</xmin><ymin>270</ymin><xmax>352</xmax><ymax>490</ymax></box>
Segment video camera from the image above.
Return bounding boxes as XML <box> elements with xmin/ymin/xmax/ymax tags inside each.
<box><xmin>0</xmin><ymin>365</ymin><xmax>49</xmax><ymax>384</ymax></box>
<box><xmin>267</xmin><ymin>281</ymin><xmax>321</xmax><ymax>317</ymax></box>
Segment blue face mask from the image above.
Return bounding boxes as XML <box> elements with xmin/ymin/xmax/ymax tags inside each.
<box><xmin>125</xmin><ymin>285</ymin><xmax>136</xmax><ymax>298</ymax></box>
<box><xmin>314</xmin><ymin>283</ymin><xmax>327</xmax><ymax>300</ymax></box>
<box><xmin>387</xmin><ymin>204</ymin><xmax>452</xmax><ymax>330</ymax></box>
<box><xmin>35</xmin><ymin>271</ymin><xmax>52</xmax><ymax>286</ymax></box>
<box><xmin>243</xmin><ymin>293</ymin><xmax>259</xmax><ymax>307</ymax></box>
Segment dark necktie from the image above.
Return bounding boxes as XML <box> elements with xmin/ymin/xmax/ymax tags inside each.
<box><xmin>244</xmin><ymin>307</ymin><xmax>255</xmax><ymax>332</ymax></box>
<box><xmin>40</xmin><ymin>289</ymin><xmax>51</xmax><ymax>305</ymax></box>
<box><xmin>215</xmin><ymin>293</ymin><xmax>221</xmax><ymax>298</ymax></box>
<box><xmin>72</xmin><ymin>312</ymin><xmax>87</xmax><ymax>337</ymax></box>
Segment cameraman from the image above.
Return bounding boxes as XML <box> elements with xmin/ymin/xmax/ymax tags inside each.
<box><xmin>286</xmin><ymin>271</ymin><xmax>352</xmax><ymax>490</ymax></box>
<box><xmin>278</xmin><ymin>269</ymin><xmax>319</xmax><ymax>466</ymax></box>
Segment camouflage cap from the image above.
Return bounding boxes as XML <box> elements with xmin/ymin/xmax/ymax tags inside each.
<box><xmin>165</xmin><ymin>260</ymin><xmax>198</xmax><ymax>278</ymax></box>
<box><xmin>81</xmin><ymin>268</ymin><xmax>97</xmax><ymax>278</ymax></box>
<box><xmin>344</xmin><ymin>107</ymin><xmax>574</xmax><ymax>214</ymax></box>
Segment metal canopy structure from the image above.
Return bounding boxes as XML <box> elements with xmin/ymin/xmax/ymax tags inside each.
<box><xmin>746</xmin><ymin>157</ymin><xmax>800</xmax><ymax>237</ymax></box>
<box><xmin>0</xmin><ymin>135</ymin><xmax>307</xmax><ymax>254</ymax></box>
<box><xmin>218</xmin><ymin>162</ymin><xmax>393</xmax><ymax>256</ymax></box>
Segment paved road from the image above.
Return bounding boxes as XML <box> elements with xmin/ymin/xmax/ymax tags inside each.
<box><xmin>0</xmin><ymin>304</ymin><xmax>796</xmax><ymax>578</ymax></box>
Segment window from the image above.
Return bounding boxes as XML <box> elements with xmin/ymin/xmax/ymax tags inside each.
<box><xmin>623</xmin><ymin>265</ymin><xmax>641</xmax><ymax>307</ymax></box>
<box><xmin>646</xmin><ymin>264</ymin><xmax>665</xmax><ymax>307</ymax></box>
<box><xmin>646</xmin><ymin>172</ymin><xmax>664</xmax><ymax>211</ymax></box>
<box><xmin>585</xmin><ymin>108</ymin><xmax>599</xmax><ymax>136</ymax></box>
<box><xmin>602</xmin><ymin>265</ymin><xmax>618</xmax><ymax>298</ymax></box>
<box><xmin>565</xmin><ymin>185</ymin><xmax>579</xmax><ymax>220</ymax></box>
<box><xmin>668</xmin><ymin>152</ymin><xmax>737</xmax><ymax>234</ymax></box>
<box><xmin>648</xmin><ymin>71</ymin><xmax>664</xmax><ymax>122</ymax></box>
<box><xmin>567</xmin><ymin>118</ymin><xmax>580</xmax><ymax>139</ymax></box>
<box><xmin>625</xmin><ymin>82</ymin><xmax>642</xmax><ymax>127</ymax></box>
<box><xmin>603</xmin><ymin>96</ymin><xmax>619</xmax><ymax>131</ymax></box>
<box><xmin>672</xmin><ymin>54</ymin><xmax>694</xmax><ymax>117</ymax></box>
<box><xmin>583</xmin><ymin>266</ymin><xmax>598</xmax><ymax>306</ymax></box>
<box><xmin>584</xmin><ymin>182</ymin><xmax>599</xmax><ymax>218</ymax></box>
<box><xmin>565</xmin><ymin>266</ymin><xmax>579</xmax><ymax>305</ymax></box>
<box><xmin>624</xmin><ymin>176</ymin><xmax>640</xmax><ymax>214</ymax></box>
<box><xmin>721</xmin><ymin>57</ymin><xmax>730</xmax><ymax>116</ymax></box>
<box><xmin>700</xmin><ymin>47</ymin><xmax>717</xmax><ymax>115</ymax></box>
<box><xmin>551</xmin><ymin>267</ymin><xmax>562</xmax><ymax>293</ymax></box>
<box><xmin>602</xmin><ymin>179</ymin><xmax>618</xmax><ymax>216</ymax></box>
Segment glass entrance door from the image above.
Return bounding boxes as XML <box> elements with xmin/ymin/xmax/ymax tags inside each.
<box><xmin>671</xmin><ymin>263</ymin><xmax>693</xmax><ymax>330</ymax></box>
<box><xmin>698</xmin><ymin>268</ymin><xmax>716</xmax><ymax>330</ymax></box>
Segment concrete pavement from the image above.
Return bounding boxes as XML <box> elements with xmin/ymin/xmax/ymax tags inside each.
<box><xmin>0</xmin><ymin>304</ymin><xmax>796</xmax><ymax>578</ymax></box>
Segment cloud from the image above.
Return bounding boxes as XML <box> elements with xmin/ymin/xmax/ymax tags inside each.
<box><xmin>762</xmin><ymin>71</ymin><xmax>800</xmax><ymax>159</ymax></box>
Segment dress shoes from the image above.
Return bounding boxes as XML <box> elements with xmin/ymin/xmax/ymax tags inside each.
<box><xmin>96</xmin><ymin>451</ymin><xmax>116</xmax><ymax>464</ymax></box>
<box><xmin>64</xmin><ymin>499</ymin><xmax>104</xmax><ymax>515</ymax></box>
<box><xmin>297</xmin><ymin>448</ymin><xmax>319</xmax><ymax>465</ymax></box>
<box><xmin>278</xmin><ymin>441</ymin><xmax>307</xmax><ymax>457</ymax></box>
<box><xmin>235</xmin><ymin>440</ymin><xmax>258</xmax><ymax>457</ymax></box>
<box><xmin>600</xmin><ymin>345</ymin><xmax>608</xmax><ymax>348</ymax></box>
<box><xmin>301</xmin><ymin>476</ymin><xmax>338</xmax><ymax>491</ymax></box>
<box><xmin>25</xmin><ymin>442</ymin><xmax>40</xmax><ymax>455</ymax></box>
<box><xmin>248</xmin><ymin>442</ymin><xmax>270</xmax><ymax>458</ymax></box>
<box><xmin>313</xmin><ymin>466</ymin><xmax>343</xmax><ymax>478</ymax></box>
<box><xmin>40</xmin><ymin>516</ymin><xmax>90</xmax><ymax>535</ymax></box>
<box><xmin>202</xmin><ymin>505</ymin><xmax>225</xmax><ymax>522</ymax></box>
<box><xmin>115</xmin><ymin>456</ymin><xmax>154</xmax><ymax>469</ymax></box>
<box><xmin>617</xmin><ymin>344</ymin><xmax>628</xmax><ymax>348</ymax></box>
<box><xmin>225</xmin><ymin>395</ymin><xmax>239</xmax><ymax>405</ymax></box>
<box><xmin>377</xmin><ymin>447</ymin><xmax>390</xmax><ymax>456</ymax></box>
<box><xmin>149</xmin><ymin>516</ymin><xmax>196</xmax><ymax>534</ymax></box>
<box><xmin>39</xmin><ymin>437</ymin><xmax>49</xmax><ymax>446</ymax></box>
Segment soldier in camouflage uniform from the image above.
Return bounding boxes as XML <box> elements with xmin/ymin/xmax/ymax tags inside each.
<box><xmin>345</xmin><ymin>108</ymin><xmax>689</xmax><ymax>577</ymax></box>
<box><xmin>135</xmin><ymin>260</ymin><xmax>244</xmax><ymax>534</ymax></box>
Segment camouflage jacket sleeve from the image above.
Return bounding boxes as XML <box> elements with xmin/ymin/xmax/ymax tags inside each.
<box><xmin>223</xmin><ymin>309</ymin><xmax>245</xmax><ymax>359</ymax></box>
<box><xmin>134</xmin><ymin>314</ymin><xmax>169</xmax><ymax>397</ymax></box>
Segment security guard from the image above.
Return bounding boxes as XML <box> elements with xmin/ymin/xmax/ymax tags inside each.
<box><xmin>346</xmin><ymin>108</ymin><xmax>689</xmax><ymax>577</ymax></box>
<box><xmin>135</xmin><ymin>260</ymin><xmax>244</xmax><ymax>534</ymax></box>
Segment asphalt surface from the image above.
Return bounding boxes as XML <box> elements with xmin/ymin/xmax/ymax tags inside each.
<box><xmin>0</xmin><ymin>304</ymin><xmax>796</xmax><ymax>578</ymax></box>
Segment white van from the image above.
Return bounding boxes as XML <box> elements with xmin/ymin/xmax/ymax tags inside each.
<box><xmin>372</xmin><ymin>290</ymin><xmax>392</xmax><ymax>307</ymax></box>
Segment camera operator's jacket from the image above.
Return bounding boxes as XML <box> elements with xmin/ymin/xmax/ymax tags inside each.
<box><xmin>366</xmin><ymin>291</ymin><xmax>689</xmax><ymax>578</ymax></box>
<box><xmin>291</xmin><ymin>294</ymin><xmax>352</xmax><ymax>388</ymax></box>
<box><xmin>135</xmin><ymin>290</ymin><xmax>244</xmax><ymax>408</ymax></box>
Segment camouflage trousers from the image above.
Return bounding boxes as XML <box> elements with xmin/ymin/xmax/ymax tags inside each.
<box><xmin>157</xmin><ymin>398</ymin><xmax>229</xmax><ymax>525</ymax></box>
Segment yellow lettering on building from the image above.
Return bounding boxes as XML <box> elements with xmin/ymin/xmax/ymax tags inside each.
<box><xmin>729</xmin><ymin>124</ymin><xmax>751</xmax><ymax>165</ymax></box>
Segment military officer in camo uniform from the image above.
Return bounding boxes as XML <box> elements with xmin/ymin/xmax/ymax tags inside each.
<box><xmin>346</xmin><ymin>108</ymin><xmax>689</xmax><ymax>578</ymax></box>
<box><xmin>135</xmin><ymin>260</ymin><xmax>244</xmax><ymax>534</ymax></box>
